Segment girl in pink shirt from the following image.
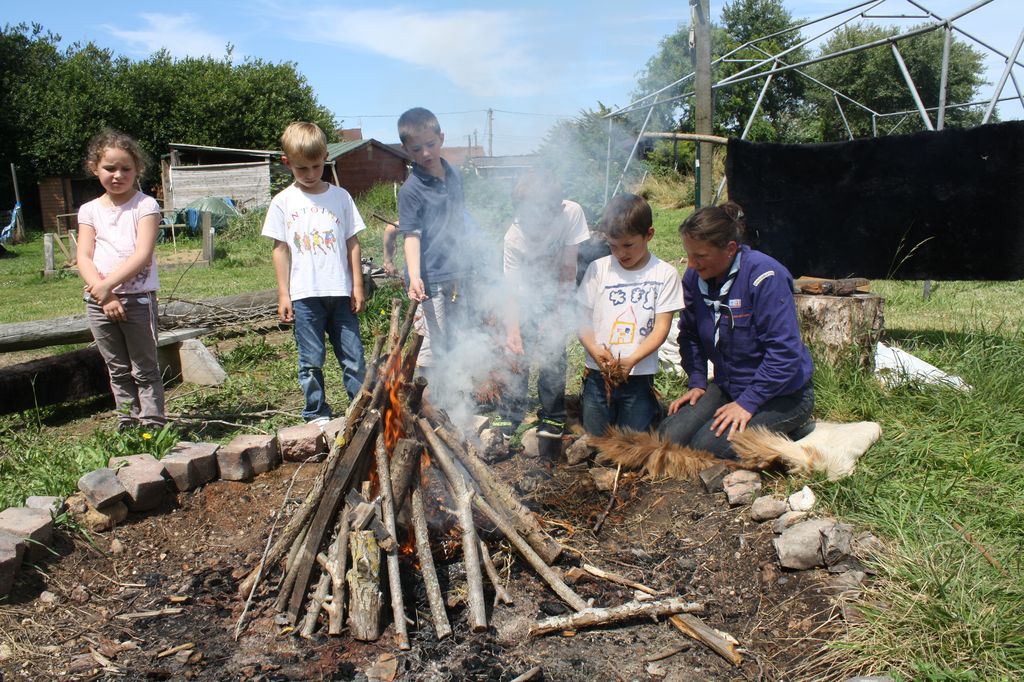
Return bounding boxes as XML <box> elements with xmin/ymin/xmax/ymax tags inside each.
<box><xmin>76</xmin><ymin>129</ymin><xmax>165</xmax><ymax>430</ymax></box>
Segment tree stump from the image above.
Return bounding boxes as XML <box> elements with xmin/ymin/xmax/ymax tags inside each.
<box><xmin>794</xmin><ymin>293</ymin><xmax>884</xmax><ymax>369</ymax></box>
<box><xmin>346</xmin><ymin>530</ymin><xmax>383</xmax><ymax>641</ymax></box>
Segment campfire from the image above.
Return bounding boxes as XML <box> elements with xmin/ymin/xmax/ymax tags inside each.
<box><xmin>235</xmin><ymin>299</ymin><xmax>718</xmax><ymax>658</ymax></box>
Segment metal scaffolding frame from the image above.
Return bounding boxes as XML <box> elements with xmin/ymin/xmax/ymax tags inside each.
<box><xmin>602</xmin><ymin>0</ymin><xmax>1021</xmax><ymax>204</ymax></box>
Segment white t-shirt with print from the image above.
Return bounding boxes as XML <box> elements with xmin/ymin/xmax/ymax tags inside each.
<box><xmin>578</xmin><ymin>253</ymin><xmax>684</xmax><ymax>376</ymax></box>
<box><xmin>77</xmin><ymin>192</ymin><xmax>161</xmax><ymax>295</ymax></box>
<box><xmin>261</xmin><ymin>184</ymin><xmax>366</xmax><ymax>301</ymax></box>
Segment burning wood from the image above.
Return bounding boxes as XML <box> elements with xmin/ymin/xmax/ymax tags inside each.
<box><xmin>237</xmin><ymin>297</ymin><xmax>704</xmax><ymax>653</ymax></box>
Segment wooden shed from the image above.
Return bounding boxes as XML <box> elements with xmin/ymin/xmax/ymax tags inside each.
<box><xmin>326</xmin><ymin>140</ymin><xmax>410</xmax><ymax>197</ymax></box>
<box><xmin>37</xmin><ymin>176</ymin><xmax>102</xmax><ymax>234</ymax></box>
<box><xmin>163</xmin><ymin>143</ymin><xmax>279</xmax><ymax>211</ymax></box>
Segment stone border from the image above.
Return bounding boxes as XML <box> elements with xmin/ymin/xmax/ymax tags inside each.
<box><xmin>0</xmin><ymin>423</ymin><xmax>331</xmax><ymax>600</ymax></box>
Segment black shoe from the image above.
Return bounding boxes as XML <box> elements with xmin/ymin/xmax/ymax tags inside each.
<box><xmin>536</xmin><ymin>418</ymin><xmax>565</xmax><ymax>440</ymax></box>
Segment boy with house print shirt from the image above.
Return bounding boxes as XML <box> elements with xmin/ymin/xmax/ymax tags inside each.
<box><xmin>577</xmin><ymin>193</ymin><xmax>684</xmax><ymax>436</ymax></box>
<box><xmin>262</xmin><ymin>122</ymin><xmax>366</xmax><ymax>425</ymax></box>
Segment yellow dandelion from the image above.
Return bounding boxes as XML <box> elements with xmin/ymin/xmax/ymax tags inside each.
<box><xmin>143</xmin><ymin>432</ymin><xmax>152</xmax><ymax>440</ymax></box>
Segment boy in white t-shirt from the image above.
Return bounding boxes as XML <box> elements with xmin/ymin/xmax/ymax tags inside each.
<box><xmin>497</xmin><ymin>172</ymin><xmax>590</xmax><ymax>440</ymax></box>
<box><xmin>577</xmin><ymin>193</ymin><xmax>684</xmax><ymax>436</ymax></box>
<box><xmin>262</xmin><ymin>122</ymin><xmax>367</xmax><ymax>424</ymax></box>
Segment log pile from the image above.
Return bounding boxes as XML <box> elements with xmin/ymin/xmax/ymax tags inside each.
<box><xmin>238</xmin><ymin>299</ymin><xmax>578</xmax><ymax>645</ymax></box>
<box><xmin>238</xmin><ymin>298</ymin><xmax>716</xmax><ymax>655</ymax></box>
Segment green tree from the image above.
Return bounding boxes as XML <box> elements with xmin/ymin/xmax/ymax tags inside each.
<box><xmin>804</xmin><ymin>23</ymin><xmax>986</xmax><ymax>140</ymax></box>
<box><xmin>632</xmin><ymin>0</ymin><xmax>808</xmax><ymax>141</ymax></box>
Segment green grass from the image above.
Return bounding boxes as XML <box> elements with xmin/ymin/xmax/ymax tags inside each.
<box><xmin>2</xmin><ymin>182</ymin><xmax>1023</xmax><ymax>679</ymax></box>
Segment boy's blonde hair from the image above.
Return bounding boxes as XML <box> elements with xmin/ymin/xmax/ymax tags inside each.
<box><xmin>397</xmin><ymin>108</ymin><xmax>441</xmax><ymax>145</ymax></box>
<box><xmin>85</xmin><ymin>128</ymin><xmax>150</xmax><ymax>176</ymax></box>
<box><xmin>281</xmin><ymin>122</ymin><xmax>327</xmax><ymax>160</ymax></box>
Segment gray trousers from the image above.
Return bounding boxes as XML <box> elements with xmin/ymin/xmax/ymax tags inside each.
<box><xmin>86</xmin><ymin>292</ymin><xmax>166</xmax><ymax>427</ymax></box>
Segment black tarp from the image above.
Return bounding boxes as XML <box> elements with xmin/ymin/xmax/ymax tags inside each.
<box><xmin>725</xmin><ymin>121</ymin><xmax>1024</xmax><ymax>280</ymax></box>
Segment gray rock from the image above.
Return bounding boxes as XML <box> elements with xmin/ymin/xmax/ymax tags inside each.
<box><xmin>788</xmin><ymin>485</ymin><xmax>817</xmax><ymax>512</ymax></box>
<box><xmin>821</xmin><ymin>522</ymin><xmax>855</xmax><ymax>567</ymax></box>
<box><xmin>590</xmin><ymin>467</ymin><xmax>618</xmax><ymax>491</ymax></box>
<box><xmin>108</xmin><ymin>453</ymin><xmax>159</xmax><ymax>470</ymax></box>
<box><xmin>521</xmin><ymin>429</ymin><xmax>540</xmax><ymax>458</ymax></box>
<box><xmin>723</xmin><ymin>470</ymin><xmax>762</xmax><ymax>506</ymax></box>
<box><xmin>78</xmin><ymin>468</ymin><xmax>128</xmax><ymax>509</ymax></box>
<box><xmin>565</xmin><ymin>435</ymin><xmax>593</xmax><ymax>465</ymax></box>
<box><xmin>469</xmin><ymin>415</ymin><xmax>490</xmax><ymax>436</ymax></box>
<box><xmin>216</xmin><ymin>445</ymin><xmax>254</xmax><ymax>482</ymax></box>
<box><xmin>25</xmin><ymin>496</ymin><xmax>65</xmax><ymax>516</ymax></box>
<box><xmin>750</xmin><ymin>496</ymin><xmax>788</xmax><ymax>521</ymax></box>
<box><xmin>774</xmin><ymin>518</ymin><xmax>836</xmax><ymax>570</ymax></box>
<box><xmin>477</xmin><ymin>428</ymin><xmax>507</xmax><ymax>463</ymax></box>
<box><xmin>772</xmin><ymin>510</ymin><xmax>809</xmax><ymax>534</ymax></box>
<box><xmin>161</xmin><ymin>442</ymin><xmax>219</xmax><ymax>492</ymax></box>
<box><xmin>179</xmin><ymin>338</ymin><xmax>227</xmax><ymax>385</ymax></box>
<box><xmin>115</xmin><ymin>460</ymin><xmax>169</xmax><ymax>512</ymax></box>
<box><xmin>276</xmin><ymin>425</ymin><xmax>320</xmax><ymax>463</ymax></box>
<box><xmin>0</xmin><ymin>507</ymin><xmax>54</xmax><ymax>561</ymax></box>
<box><xmin>825</xmin><ymin>570</ymin><xmax>867</xmax><ymax>599</ymax></box>
<box><xmin>852</xmin><ymin>531</ymin><xmax>885</xmax><ymax>563</ymax></box>
<box><xmin>322</xmin><ymin>417</ymin><xmax>345</xmax><ymax>445</ymax></box>
<box><xmin>699</xmin><ymin>462</ymin><xmax>730</xmax><ymax>493</ymax></box>
<box><xmin>0</xmin><ymin>530</ymin><xmax>26</xmax><ymax>598</ymax></box>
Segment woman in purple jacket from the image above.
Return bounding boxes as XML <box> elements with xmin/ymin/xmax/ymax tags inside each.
<box><xmin>659</xmin><ymin>202</ymin><xmax>814</xmax><ymax>459</ymax></box>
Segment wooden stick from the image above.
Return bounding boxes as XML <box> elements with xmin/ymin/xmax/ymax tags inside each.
<box><xmin>592</xmin><ymin>463</ymin><xmax>621</xmax><ymax>534</ymax></box>
<box><xmin>346</xmin><ymin>530</ymin><xmax>383</xmax><ymax>641</ymax></box>
<box><xmin>431</xmin><ymin>418</ymin><xmax>563</xmax><ymax>564</ymax></box>
<box><xmin>374</xmin><ymin>434</ymin><xmax>411</xmax><ymax>650</ymax></box>
<box><xmin>342</xmin><ymin>336</ymin><xmax>385</xmax><ymax>446</ymax></box>
<box><xmin>952</xmin><ymin>521</ymin><xmax>1010</xmax><ymax>577</ymax></box>
<box><xmin>479</xmin><ymin>539</ymin><xmax>513</xmax><ymax>606</ymax></box>
<box><xmin>510</xmin><ymin>666</ymin><xmax>542</xmax><ymax>682</ymax></box>
<box><xmin>473</xmin><ymin>495</ymin><xmax>588</xmax><ymax>612</ymax></box>
<box><xmin>582</xmin><ymin>563</ymin><xmax>661</xmax><ymax>596</ymax></box>
<box><xmin>669</xmin><ymin>614</ymin><xmax>743</xmax><ymax>667</ymax></box>
<box><xmin>325</xmin><ymin>504</ymin><xmax>350</xmax><ymax>635</ymax></box>
<box><xmin>299</xmin><ymin>504</ymin><xmax>350</xmax><ymax>637</ymax></box>
<box><xmin>385</xmin><ymin>298</ymin><xmax>402</xmax><ymax>354</ymax></box>
<box><xmin>389</xmin><ymin>438</ymin><xmax>421</xmax><ymax>510</ymax></box>
<box><xmin>529</xmin><ymin>597</ymin><xmax>703</xmax><ymax>637</ymax></box>
<box><xmin>273</xmin><ymin>525</ymin><xmax>309</xmax><ymax>612</ymax></box>
<box><xmin>284</xmin><ymin>411</ymin><xmax>380</xmax><ymax>622</ymax></box>
<box><xmin>644</xmin><ymin>643</ymin><xmax>691</xmax><ymax>662</ymax></box>
<box><xmin>410</xmin><ymin>479</ymin><xmax>452</xmax><ymax>639</ymax></box>
<box><xmin>417</xmin><ymin>418</ymin><xmax>488</xmax><ymax>631</ymax></box>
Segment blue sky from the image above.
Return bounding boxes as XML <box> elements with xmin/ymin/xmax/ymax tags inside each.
<box><xmin>7</xmin><ymin>1</ymin><xmax>1021</xmax><ymax>154</ymax></box>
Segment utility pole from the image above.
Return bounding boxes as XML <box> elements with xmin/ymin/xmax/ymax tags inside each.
<box><xmin>487</xmin><ymin>108</ymin><xmax>494</xmax><ymax>157</ymax></box>
<box><xmin>693</xmin><ymin>0</ymin><xmax>713</xmax><ymax>208</ymax></box>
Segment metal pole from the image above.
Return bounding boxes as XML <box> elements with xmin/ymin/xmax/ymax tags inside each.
<box><xmin>983</xmin><ymin>26</ymin><xmax>1024</xmax><ymax>124</ymax></box>
<box><xmin>835</xmin><ymin>95</ymin><xmax>855</xmax><ymax>140</ymax></box>
<box><xmin>487</xmin><ymin>108</ymin><xmax>494</xmax><ymax>156</ymax></box>
<box><xmin>612</xmin><ymin>97</ymin><xmax>658</xmax><ymax>198</ymax></box>
<box><xmin>872</xmin><ymin>113</ymin><xmax>878</xmax><ymax>137</ymax></box>
<box><xmin>1010</xmin><ymin>71</ymin><xmax>1024</xmax><ymax>113</ymax></box>
<box><xmin>937</xmin><ymin>25</ymin><xmax>952</xmax><ymax>130</ymax></box>
<box><xmin>740</xmin><ymin>62</ymin><xmax>776</xmax><ymax>139</ymax></box>
<box><xmin>9</xmin><ymin>163</ymin><xmax>24</xmax><ymax>241</ymax></box>
<box><xmin>694</xmin><ymin>0</ymin><xmax>713</xmax><ymax>207</ymax></box>
<box><xmin>891</xmin><ymin>43</ymin><xmax>934</xmax><ymax>130</ymax></box>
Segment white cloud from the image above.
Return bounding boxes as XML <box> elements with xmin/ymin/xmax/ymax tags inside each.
<box><xmin>101</xmin><ymin>13</ymin><xmax>233</xmax><ymax>59</ymax></box>
<box><xmin>300</xmin><ymin>7</ymin><xmax>551</xmax><ymax>97</ymax></box>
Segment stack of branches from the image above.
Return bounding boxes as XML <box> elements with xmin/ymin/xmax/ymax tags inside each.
<box><xmin>236</xmin><ymin>298</ymin><xmax>712</xmax><ymax>653</ymax></box>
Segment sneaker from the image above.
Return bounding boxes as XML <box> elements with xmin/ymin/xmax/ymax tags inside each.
<box><xmin>310</xmin><ymin>416</ymin><xmax>331</xmax><ymax>431</ymax></box>
<box><xmin>536</xmin><ymin>418</ymin><xmax>565</xmax><ymax>440</ymax></box>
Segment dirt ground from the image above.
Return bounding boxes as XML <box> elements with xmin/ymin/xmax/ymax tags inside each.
<box><xmin>0</xmin><ymin>431</ymin><xmax>847</xmax><ymax>681</ymax></box>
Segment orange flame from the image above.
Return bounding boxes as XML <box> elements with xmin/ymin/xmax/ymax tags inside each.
<box><xmin>382</xmin><ymin>352</ymin><xmax>405</xmax><ymax>453</ymax></box>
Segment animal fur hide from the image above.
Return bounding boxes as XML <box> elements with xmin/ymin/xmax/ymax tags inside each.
<box><xmin>592</xmin><ymin>421</ymin><xmax>881</xmax><ymax>481</ymax></box>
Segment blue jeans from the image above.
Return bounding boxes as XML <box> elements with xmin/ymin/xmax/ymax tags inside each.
<box><xmin>581</xmin><ymin>370</ymin><xmax>661</xmax><ymax>436</ymax></box>
<box><xmin>499</xmin><ymin>320</ymin><xmax>568</xmax><ymax>426</ymax></box>
<box><xmin>293</xmin><ymin>296</ymin><xmax>366</xmax><ymax>421</ymax></box>
<box><xmin>657</xmin><ymin>381</ymin><xmax>814</xmax><ymax>460</ymax></box>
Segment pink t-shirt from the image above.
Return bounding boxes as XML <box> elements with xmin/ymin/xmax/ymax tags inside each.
<box><xmin>78</xmin><ymin>192</ymin><xmax>161</xmax><ymax>294</ymax></box>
